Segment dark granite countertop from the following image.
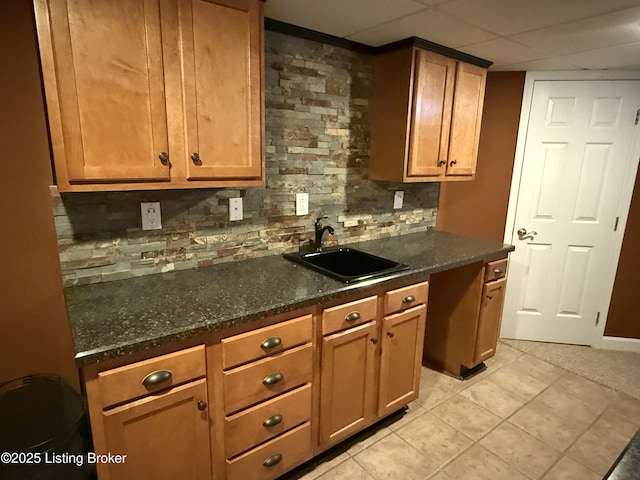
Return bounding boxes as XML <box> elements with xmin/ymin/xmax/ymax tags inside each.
<box><xmin>64</xmin><ymin>230</ymin><xmax>514</xmax><ymax>366</ymax></box>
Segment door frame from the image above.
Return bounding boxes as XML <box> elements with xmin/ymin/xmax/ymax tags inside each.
<box><xmin>503</xmin><ymin>70</ymin><xmax>640</xmax><ymax>351</ymax></box>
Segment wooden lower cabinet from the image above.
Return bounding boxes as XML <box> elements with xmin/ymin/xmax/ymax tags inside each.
<box><xmin>424</xmin><ymin>258</ymin><xmax>508</xmax><ymax>378</ymax></box>
<box><xmin>102</xmin><ymin>379</ymin><xmax>211</xmax><ymax>480</ymax></box>
<box><xmin>378</xmin><ymin>305</ymin><xmax>427</xmax><ymax>417</ymax></box>
<box><xmin>319</xmin><ymin>322</ymin><xmax>378</xmax><ymax>448</ymax></box>
<box><xmin>474</xmin><ymin>277</ymin><xmax>507</xmax><ymax>364</ymax></box>
<box><xmin>86</xmin><ymin>281</ymin><xmax>432</xmax><ymax>480</ymax></box>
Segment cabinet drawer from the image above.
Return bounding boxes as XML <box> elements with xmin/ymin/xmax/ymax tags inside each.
<box><xmin>384</xmin><ymin>281</ymin><xmax>429</xmax><ymax>315</ymax></box>
<box><xmin>322</xmin><ymin>295</ymin><xmax>378</xmax><ymax>335</ymax></box>
<box><xmin>226</xmin><ymin>422</ymin><xmax>312</xmax><ymax>480</ymax></box>
<box><xmin>484</xmin><ymin>258</ymin><xmax>508</xmax><ymax>283</ymax></box>
<box><xmin>225</xmin><ymin>384</ymin><xmax>312</xmax><ymax>458</ymax></box>
<box><xmin>222</xmin><ymin>314</ymin><xmax>313</xmax><ymax>370</ymax></box>
<box><xmin>98</xmin><ymin>345</ymin><xmax>206</xmax><ymax>408</ymax></box>
<box><xmin>224</xmin><ymin>344</ymin><xmax>313</xmax><ymax>414</ymax></box>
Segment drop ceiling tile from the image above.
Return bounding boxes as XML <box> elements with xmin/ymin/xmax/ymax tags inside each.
<box><xmin>460</xmin><ymin>38</ymin><xmax>547</xmax><ymax>66</ymax></box>
<box><xmin>346</xmin><ymin>9</ymin><xmax>497</xmax><ymax>47</ymax></box>
<box><xmin>264</xmin><ymin>0</ymin><xmax>426</xmax><ymax>38</ymax></box>
<box><xmin>558</xmin><ymin>42</ymin><xmax>640</xmax><ymax>69</ymax></box>
<box><xmin>511</xmin><ymin>6</ymin><xmax>640</xmax><ymax>56</ymax></box>
<box><xmin>490</xmin><ymin>57</ymin><xmax>580</xmax><ymax>72</ymax></box>
<box><xmin>439</xmin><ymin>0</ymin><xmax>640</xmax><ymax>36</ymax></box>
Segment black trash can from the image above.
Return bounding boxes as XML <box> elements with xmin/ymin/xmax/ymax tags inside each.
<box><xmin>0</xmin><ymin>374</ymin><xmax>94</xmax><ymax>480</ymax></box>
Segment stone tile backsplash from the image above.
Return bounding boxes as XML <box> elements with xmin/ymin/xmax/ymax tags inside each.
<box><xmin>52</xmin><ymin>31</ymin><xmax>438</xmax><ymax>287</ymax></box>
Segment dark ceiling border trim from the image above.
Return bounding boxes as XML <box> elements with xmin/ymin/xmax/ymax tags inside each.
<box><xmin>264</xmin><ymin>18</ymin><xmax>377</xmax><ymax>54</ymax></box>
<box><xmin>264</xmin><ymin>19</ymin><xmax>492</xmax><ymax>68</ymax></box>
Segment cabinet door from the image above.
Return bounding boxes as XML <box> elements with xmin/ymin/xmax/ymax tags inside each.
<box><xmin>319</xmin><ymin>322</ymin><xmax>377</xmax><ymax>448</ymax></box>
<box><xmin>102</xmin><ymin>379</ymin><xmax>211</xmax><ymax>480</ymax></box>
<box><xmin>378</xmin><ymin>304</ymin><xmax>426</xmax><ymax>417</ymax></box>
<box><xmin>446</xmin><ymin>61</ymin><xmax>487</xmax><ymax>177</ymax></box>
<box><xmin>407</xmin><ymin>50</ymin><xmax>456</xmax><ymax>179</ymax></box>
<box><xmin>180</xmin><ymin>0</ymin><xmax>263</xmax><ymax>181</ymax></box>
<box><xmin>474</xmin><ymin>277</ymin><xmax>506</xmax><ymax>364</ymax></box>
<box><xmin>36</xmin><ymin>0</ymin><xmax>170</xmax><ymax>187</ymax></box>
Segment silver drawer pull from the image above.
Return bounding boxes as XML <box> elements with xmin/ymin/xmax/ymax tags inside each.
<box><xmin>263</xmin><ymin>372</ymin><xmax>284</xmax><ymax>386</ymax></box>
<box><xmin>263</xmin><ymin>453</ymin><xmax>283</xmax><ymax>467</ymax></box>
<box><xmin>402</xmin><ymin>295</ymin><xmax>415</xmax><ymax>304</ymax></box>
<box><xmin>345</xmin><ymin>311</ymin><xmax>361</xmax><ymax>322</ymax></box>
<box><xmin>263</xmin><ymin>414</ymin><xmax>283</xmax><ymax>427</ymax></box>
<box><xmin>261</xmin><ymin>336</ymin><xmax>282</xmax><ymax>349</ymax></box>
<box><xmin>142</xmin><ymin>370</ymin><xmax>172</xmax><ymax>388</ymax></box>
<box><xmin>494</xmin><ymin>268</ymin><xmax>504</xmax><ymax>276</ymax></box>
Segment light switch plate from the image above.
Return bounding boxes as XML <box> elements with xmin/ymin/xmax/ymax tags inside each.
<box><xmin>296</xmin><ymin>193</ymin><xmax>309</xmax><ymax>216</ymax></box>
<box><xmin>393</xmin><ymin>191</ymin><xmax>404</xmax><ymax>209</ymax></box>
<box><xmin>229</xmin><ymin>197</ymin><xmax>243</xmax><ymax>221</ymax></box>
<box><xmin>141</xmin><ymin>202</ymin><xmax>162</xmax><ymax>230</ymax></box>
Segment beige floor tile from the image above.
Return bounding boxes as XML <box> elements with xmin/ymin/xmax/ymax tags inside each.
<box><xmin>395</xmin><ymin>411</ymin><xmax>473</xmax><ymax>467</ymax></box>
<box><xmin>552</xmin><ymin>372</ymin><xmax>616</xmax><ymax>410</ymax></box>
<box><xmin>443</xmin><ymin>444</ymin><xmax>528</xmax><ymax>480</ymax></box>
<box><xmin>541</xmin><ymin>456</ymin><xmax>600</xmax><ymax>480</ymax></box>
<box><xmin>507</xmin><ymin>354</ymin><xmax>565</xmax><ymax>384</ymax></box>
<box><xmin>488</xmin><ymin>365</ymin><xmax>549</xmax><ymax>400</ymax></box>
<box><xmin>314</xmin><ymin>459</ymin><xmax>374</xmax><ymax>480</ymax></box>
<box><xmin>493</xmin><ymin>342</ymin><xmax>525</xmax><ymax>365</ymax></box>
<box><xmin>284</xmin><ymin>450</ymin><xmax>350</xmax><ymax>480</ymax></box>
<box><xmin>430</xmin><ymin>395</ymin><xmax>501</xmax><ymax>441</ymax></box>
<box><xmin>387</xmin><ymin>404</ymin><xmax>427</xmax><ymax>432</ymax></box>
<box><xmin>479</xmin><ymin>422</ymin><xmax>561</xmax><ymax>479</ymax></box>
<box><xmin>427</xmin><ymin>471</ymin><xmax>454</xmax><ymax>480</ymax></box>
<box><xmin>533</xmin><ymin>385</ymin><xmax>604</xmax><ymax>426</ymax></box>
<box><xmin>345</xmin><ymin>425</ymin><xmax>393</xmax><ymax>456</ymax></box>
<box><xmin>459</xmin><ymin>378</ymin><xmax>528</xmax><ymax>418</ymax></box>
<box><xmin>590</xmin><ymin>408</ymin><xmax>639</xmax><ymax>444</ymax></box>
<box><xmin>508</xmin><ymin>400</ymin><xmax>588</xmax><ymax>451</ymax></box>
<box><xmin>415</xmin><ymin>368</ymin><xmax>467</xmax><ymax>411</ymax></box>
<box><xmin>608</xmin><ymin>392</ymin><xmax>640</xmax><ymax>425</ymax></box>
<box><xmin>353</xmin><ymin>433</ymin><xmax>438</xmax><ymax>480</ymax></box>
<box><xmin>565</xmin><ymin>428</ymin><xmax>628</xmax><ymax>476</ymax></box>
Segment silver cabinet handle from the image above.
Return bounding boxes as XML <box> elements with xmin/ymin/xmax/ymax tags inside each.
<box><xmin>142</xmin><ymin>370</ymin><xmax>172</xmax><ymax>387</ymax></box>
<box><xmin>345</xmin><ymin>311</ymin><xmax>361</xmax><ymax>322</ymax></box>
<box><xmin>263</xmin><ymin>453</ymin><xmax>283</xmax><ymax>467</ymax></box>
<box><xmin>263</xmin><ymin>414</ymin><xmax>283</xmax><ymax>427</ymax></box>
<box><xmin>261</xmin><ymin>337</ymin><xmax>282</xmax><ymax>349</ymax></box>
<box><xmin>263</xmin><ymin>372</ymin><xmax>284</xmax><ymax>386</ymax></box>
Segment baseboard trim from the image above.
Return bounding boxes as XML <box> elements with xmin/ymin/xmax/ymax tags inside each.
<box><xmin>599</xmin><ymin>336</ymin><xmax>640</xmax><ymax>352</ymax></box>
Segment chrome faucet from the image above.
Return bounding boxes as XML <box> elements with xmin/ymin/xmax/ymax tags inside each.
<box><xmin>311</xmin><ymin>216</ymin><xmax>335</xmax><ymax>250</ymax></box>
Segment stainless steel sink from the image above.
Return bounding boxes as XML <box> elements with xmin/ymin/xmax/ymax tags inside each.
<box><xmin>283</xmin><ymin>247</ymin><xmax>409</xmax><ymax>284</ymax></box>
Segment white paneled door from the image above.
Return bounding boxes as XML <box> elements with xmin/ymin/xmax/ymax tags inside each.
<box><xmin>502</xmin><ymin>80</ymin><xmax>640</xmax><ymax>345</ymax></box>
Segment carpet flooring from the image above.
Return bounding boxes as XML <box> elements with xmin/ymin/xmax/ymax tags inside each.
<box><xmin>500</xmin><ymin>339</ymin><xmax>640</xmax><ymax>400</ymax></box>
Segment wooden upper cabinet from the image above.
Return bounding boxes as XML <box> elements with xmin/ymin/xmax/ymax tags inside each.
<box><xmin>36</xmin><ymin>0</ymin><xmax>170</xmax><ymax>186</ymax></box>
<box><xmin>448</xmin><ymin>61</ymin><xmax>487</xmax><ymax>177</ymax></box>
<box><xmin>180</xmin><ymin>0</ymin><xmax>263</xmax><ymax>181</ymax></box>
<box><xmin>407</xmin><ymin>50</ymin><xmax>456</xmax><ymax>179</ymax></box>
<box><xmin>34</xmin><ymin>0</ymin><xmax>264</xmax><ymax>192</ymax></box>
<box><xmin>370</xmin><ymin>46</ymin><xmax>487</xmax><ymax>183</ymax></box>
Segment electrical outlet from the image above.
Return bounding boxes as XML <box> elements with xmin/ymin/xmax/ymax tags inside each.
<box><xmin>393</xmin><ymin>191</ymin><xmax>404</xmax><ymax>209</ymax></box>
<box><xmin>141</xmin><ymin>202</ymin><xmax>162</xmax><ymax>230</ymax></box>
<box><xmin>229</xmin><ymin>197</ymin><xmax>243</xmax><ymax>221</ymax></box>
<box><xmin>296</xmin><ymin>193</ymin><xmax>309</xmax><ymax>216</ymax></box>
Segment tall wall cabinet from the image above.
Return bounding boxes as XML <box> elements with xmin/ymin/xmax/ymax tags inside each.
<box><xmin>370</xmin><ymin>42</ymin><xmax>488</xmax><ymax>183</ymax></box>
<box><xmin>34</xmin><ymin>0</ymin><xmax>264</xmax><ymax>192</ymax></box>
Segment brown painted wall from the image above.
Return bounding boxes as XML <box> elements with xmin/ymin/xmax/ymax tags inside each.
<box><xmin>436</xmin><ymin>71</ymin><xmax>526</xmax><ymax>242</ymax></box>
<box><xmin>605</xmin><ymin>174</ymin><xmax>640</xmax><ymax>339</ymax></box>
<box><xmin>0</xmin><ymin>2</ymin><xmax>78</xmax><ymax>389</ymax></box>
